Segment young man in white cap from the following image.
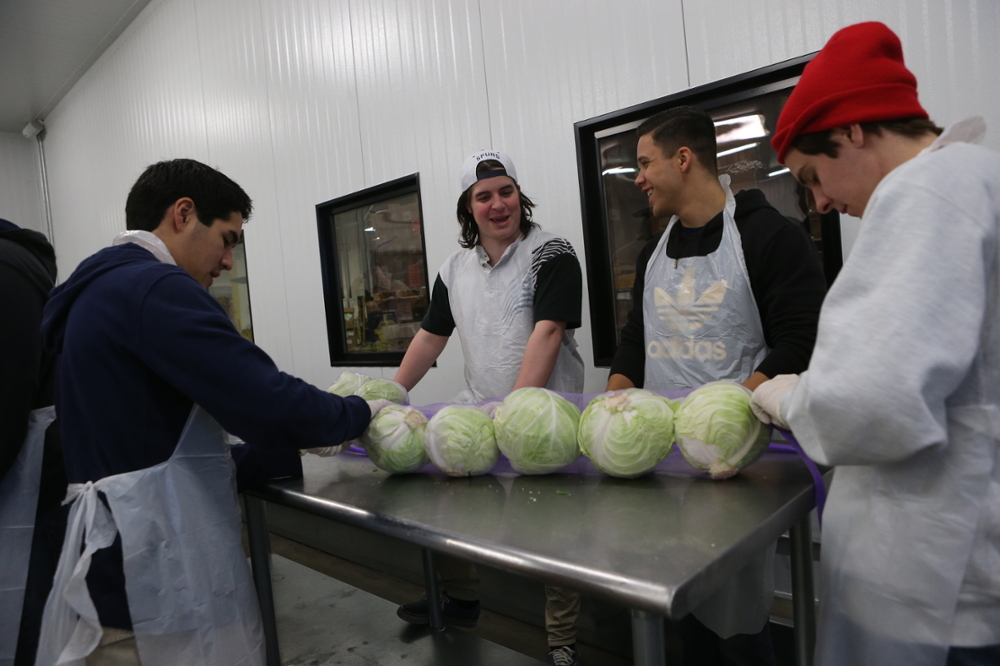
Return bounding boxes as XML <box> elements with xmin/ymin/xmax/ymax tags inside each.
<box><xmin>752</xmin><ymin>21</ymin><xmax>1000</xmax><ymax>666</ymax></box>
<box><xmin>393</xmin><ymin>150</ymin><xmax>587</xmax><ymax>665</ymax></box>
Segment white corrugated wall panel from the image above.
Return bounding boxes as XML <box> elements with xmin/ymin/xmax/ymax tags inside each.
<box><xmin>349</xmin><ymin>0</ymin><xmax>493</xmax><ymax>402</ymax></box>
<box><xmin>0</xmin><ymin>132</ymin><xmax>45</xmax><ymax>235</ymax></box>
<box><xmin>479</xmin><ymin>0</ymin><xmax>689</xmax><ymax>392</ymax></box>
<box><xmin>683</xmin><ymin>0</ymin><xmax>1000</xmax><ymax>148</ymax></box>
<box><xmin>256</xmin><ymin>0</ymin><xmax>368</xmax><ymax>386</ymax></box>
<box><xmin>679</xmin><ymin>0</ymin><xmax>1000</xmax><ymax>259</ymax></box>
<box><xmin>194</xmin><ymin>0</ymin><xmax>295</xmax><ymax>372</ymax></box>
<box><xmin>44</xmin><ymin>0</ymin><xmax>210</xmax><ymax>277</ymax></box>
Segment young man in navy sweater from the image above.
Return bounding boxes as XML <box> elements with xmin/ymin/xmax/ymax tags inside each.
<box><xmin>39</xmin><ymin>159</ymin><xmax>377</xmax><ymax>665</ymax></box>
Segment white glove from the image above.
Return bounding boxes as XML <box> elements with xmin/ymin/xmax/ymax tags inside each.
<box><xmin>303</xmin><ymin>443</ymin><xmax>349</xmax><ymax>457</ymax></box>
<box><xmin>750</xmin><ymin>374</ymin><xmax>799</xmax><ymax>431</ymax></box>
<box><xmin>366</xmin><ymin>399</ymin><xmax>392</xmax><ymax>420</ymax></box>
<box><xmin>303</xmin><ymin>400</ymin><xmax>392</xmax><ymax>457</ymax></box>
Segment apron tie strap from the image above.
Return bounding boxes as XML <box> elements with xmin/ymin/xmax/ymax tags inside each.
<box><xmin>36</xmin><ymin>481</ymin><xmax>119</xmax><ymax>666</ymax></box>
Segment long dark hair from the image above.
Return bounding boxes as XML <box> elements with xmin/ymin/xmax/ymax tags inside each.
<box><xmin>455</xmin><ymin>160</ymin><xmax>537</xmax><ymax>249</ymax></box>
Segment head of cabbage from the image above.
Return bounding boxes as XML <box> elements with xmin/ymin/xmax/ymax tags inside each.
<box><xmin>327</xmin><ymin>371</ymin><xmax>371</xmax><ymax>397</ymax></box>
<box><xmin>673</xmin><ymin>381</ymin><xmax>770</xmax><ymax>480</ymax></box>
<box><xmin>356</xmin><ymin>378</ymin><xmax>410</xmax><ymax>404</ymax></box>
<box><xmin>361</xmin><ymin>405</ymin><xmax>429</xmax><ymax>474</ymax></box>
<box><xmin>578</xmin><ymin>389</ymin><xmax>675</xmax><ymax>478</ymax></box>
<box><xmin>425</xmin><ymin>405</ymin><xmax>498</xmax><ymax>476</ymax></box>
<box><xmin>493</xmin><ymin>388</ymin><xmax>581</xmax><ymax>475</ymax></box>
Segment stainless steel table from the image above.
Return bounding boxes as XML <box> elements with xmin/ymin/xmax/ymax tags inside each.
<box><xmin>244</xmin><ymin>449</ymin><xmax>819</xmax><ymax>666</ymax></box>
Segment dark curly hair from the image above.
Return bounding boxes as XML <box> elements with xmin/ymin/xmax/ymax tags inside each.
<box><xmin>455</xmin><ymin>160</ymin><xmax>537</xmax><ymax>248</ymax></box>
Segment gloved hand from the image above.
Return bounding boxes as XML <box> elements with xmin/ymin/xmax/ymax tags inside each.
<box><xmin>750</xmin><ymin>374</ymin><xmax>799</xmax><ymax>431</ymax></box>
<box><xmin>366</xmin><ymin>399</ymin><xmax>392</xmax><ymax>420</ymax></box>
<box><xmin>302</xmin><ymin>400</ymin><xmax>392</xmax><ymax>457</ymax></box>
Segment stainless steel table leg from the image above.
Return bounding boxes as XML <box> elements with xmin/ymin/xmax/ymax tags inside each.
<box><xmin>421</xmin><ymin>548</ymin><xmax>444</xmax><ymax>631</ymax></box>
<box><xmin>790</xmin><ymin>515</ymin><xmax>816</xmax><ymax>666</ymax></box>
<box><xmin>630</xmin><ymin>609</ymin><xmax>665</xmax><ymax>666</ymax></box>
<box><xmin>245</xmin><ymin>496</ymin><xmax>281</xmax><ymax>666</ymax></box>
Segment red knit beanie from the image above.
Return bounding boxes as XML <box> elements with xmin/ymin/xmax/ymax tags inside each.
<box><xmin>771</xmin><ymin>22</ymin><xmax>928</xmax><ymax>163</ymax></box>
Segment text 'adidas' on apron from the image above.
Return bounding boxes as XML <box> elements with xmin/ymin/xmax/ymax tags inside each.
<box><xmin>642</xmin><ymin>175</ymin><xmax>774</xmax><ymax>637</ymax></box>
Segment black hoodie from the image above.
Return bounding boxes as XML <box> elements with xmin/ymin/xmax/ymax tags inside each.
<box><xmin>609</xmin><ymin>189</ymin><xmax>827</xmax><ymax>386</ymax></box>
<box><xmin>0</xmin><ymin>219</ymin><xmax>63</xmax><ymax>506</ymax></box>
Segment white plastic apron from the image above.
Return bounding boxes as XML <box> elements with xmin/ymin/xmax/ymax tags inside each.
<box><xmin>450</xmin><ymin>233</ymin><xmax>585</xmax><ymax>403</ymax></box>
<box><xmin>0</xmin><ymin>406</ymin><xmax>54</xmax><ymax>666</ymax></box>
<box><xmin>34</xmin><ymin>406</ymin><xmax>264</xmax><ymax>666</ymax></box>
<box><xmin>642</xmin><ymin>176</ymin><xmax>774</xmax><ymax>638</ymax></box>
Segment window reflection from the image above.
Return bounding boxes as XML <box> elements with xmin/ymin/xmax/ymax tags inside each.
<box><xmin>333</xmin><ymin>192</ymin><xmax>429</xmax><ymax>354</ymax></box>
<box><xmin>210</xmin><ymin>242</ymin><xmax>253</xmax><ymax>342</ymax></box>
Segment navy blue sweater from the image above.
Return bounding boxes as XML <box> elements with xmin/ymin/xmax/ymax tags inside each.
<box><xmin>42</xmin><ymin>242</ymin><xmax>371</xmax><ymax>628</ymax></box>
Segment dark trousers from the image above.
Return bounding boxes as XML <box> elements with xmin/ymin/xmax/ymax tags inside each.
<box><xmin>14</xmin><ymin>504</ymin><xmax>68</xmax><ymax>666</ymax></box>
<box><xmin>678</xmin><ymin>614</ymin><xmax>777</xmax><ymax>666</ymax></box>
<box><xmin>948</xmin><ymin>644</ymin><xmax>1000</xmax><ymax>666</ymax></box>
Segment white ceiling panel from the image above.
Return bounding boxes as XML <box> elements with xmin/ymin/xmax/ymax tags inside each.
<box><xmin>0</xmin><ymin>0</ymin><xmax>154</xmax><ymax>133</ymax></box>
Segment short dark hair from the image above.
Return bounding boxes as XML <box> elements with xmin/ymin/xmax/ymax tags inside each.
<box><xmin>455</xmin><ymin>159</ymin><xmax>537</xmax><ymax>249</ymax></box>
<box><xmin>125</xmin><ymin>159</ymin><xmax>252</xmax><ymax>231</ymax></box>
<box><xmin>788</xmin><ymin>118</ymin><xmax>944</xmax><ymax>158</ymax></box>
<box><xmin>636</xmin><ymin>106</ymin><xmax>718</xmax><ymax>173</ymax></box>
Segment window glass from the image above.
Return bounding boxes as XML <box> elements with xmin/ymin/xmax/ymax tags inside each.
<box><xmin>209</xmin><ymin>241</ymin><xmax>253</xmax><ymax>342</ymax></box>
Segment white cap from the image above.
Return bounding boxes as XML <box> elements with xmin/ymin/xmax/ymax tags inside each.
<box><xmin>460</xmin><ymin>150</ymin><xmax>517</xmax><ymax>192</ymax></box>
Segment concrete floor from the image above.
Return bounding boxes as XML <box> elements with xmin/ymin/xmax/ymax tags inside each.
<box><xmin>266</xmin><ymin>532</ymin><xmax>633</xmax><ymax>666</ymax></box>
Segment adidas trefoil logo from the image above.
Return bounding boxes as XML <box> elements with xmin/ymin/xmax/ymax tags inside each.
<box><xmin>654</xmin><ymin>266</ymin><xmax>727</xmax><ymax>333</ymax></box>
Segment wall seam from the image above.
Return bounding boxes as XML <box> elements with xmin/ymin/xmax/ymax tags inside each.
<box><xmin>679</xmin><ymin>0</ymin><xmax>692</xmax><ymax>88</ymax></box>
<box><xmin>476</xmin><ymin>0</ymin><xmax>494</xmax><ymax>148</ymax></box>
<box><xmin>347</xmin><ymin>0</ymin><xmax>368</xmax><ymax>185</ymax></box>
<box><xmin>253</xmin><ymin>0</ymin><xmax>296</xmax><ymax>372</ymax></box>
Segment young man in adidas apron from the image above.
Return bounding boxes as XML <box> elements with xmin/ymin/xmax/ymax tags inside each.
<box><xmin>752</xmin><ymin>22</ymin><xmax>1000</xmax><ymax>666</ymax></box>
<box><xmin>608</xmin><ymin>106</ymin><xmax>827</xmax><ymax>665</ymax></box>
<box><xmin>392</xmin><ymin>151</ymin><xmax>587</xmax><ymax>666</ymax></box>
<box><xmin>34</xmin><ymin>159</ymin><xmax>378</xmax><ymax>666</ymax></box>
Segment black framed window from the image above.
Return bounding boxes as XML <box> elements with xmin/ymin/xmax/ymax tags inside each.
<box><xmin>316</xmin><ymin>174</ymin><xmax>430</xmax><ymax>366</ymax></box>
<box><xmin>575</xmin><ymin>54</ymin><xmax>842</xmax><ymax>367</ymax></box>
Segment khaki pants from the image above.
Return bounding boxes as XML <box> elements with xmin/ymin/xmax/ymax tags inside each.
<box><xmin>545</xmin><ymin>586</ymin><xmax>582</xmax><ymax>646</ymax></box>
<box><xmin>437</xmin><ymin>557</ymin><xmax>582</xmax><ymax>645</ymax></box>
<box><xmin>86</xmin><ymin>627</ymin><xmax>141</xmax><ymax>666</ymax></box>
<box><xmin>437</xmin><ymin>554</ymin><xmax>480</xmax><ymax>602</ymax></box>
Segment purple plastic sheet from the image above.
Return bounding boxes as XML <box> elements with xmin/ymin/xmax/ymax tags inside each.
<box><xmin>351</xmin><ymin>388</ymin><xmax>827</xmax><ymax>523</ymax></box>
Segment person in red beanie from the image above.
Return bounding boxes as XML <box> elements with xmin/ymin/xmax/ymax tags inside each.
<box><xmin>751</xmin><ymin>21</ymin><xmax>1000</xmax><ymax>666</ymax></box>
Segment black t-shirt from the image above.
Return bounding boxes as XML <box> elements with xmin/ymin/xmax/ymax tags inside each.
<box><xmin>609</xmin><ymin>189</ymin><xmax>827</xmax><ymax>387</ymax></box>
<box><xmin>421</xmin><ymin>241</ymin><xmax>583</xmax><ymax>335</ymax></box>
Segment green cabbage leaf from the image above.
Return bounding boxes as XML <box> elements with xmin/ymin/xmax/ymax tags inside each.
<box><xmin>362</xmin><ymin>405</ymin><xmax>429</xmax><ymax>473</ymax></box>
<box><xmin>425</xmin><ymin>405</ymin><xmax>498</xmax><ymax>476</ymax></box>
<box><xmin>493</xmin><ymin>388</ymin><xmax>581</xmax><ymax>475</ymax></box>
<box><xmin>673</xmin><ymin>381</ymin><xmax>769</xmax><ymax>479</ymax></box>
<box><xmin>578</xmin><ymin>389</ymin><xmax>675</xmax><ymax>478</ymax></box>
